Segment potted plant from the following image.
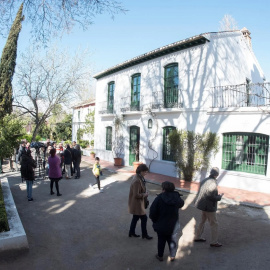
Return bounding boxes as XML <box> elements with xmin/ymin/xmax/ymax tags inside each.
<box><xmin>90</xmin><ymin>151</ymin><xmax>95</xmax><ymax>159</ymax></box>
<box><xmin>132</xmin><ymin>142</ymin><xmax>143</xmax><ymax>172</ymax></box>
<box><xmin>112</xmin><ymin>115</ymin><xmax>125</xmax><ymax>166</ymax></box>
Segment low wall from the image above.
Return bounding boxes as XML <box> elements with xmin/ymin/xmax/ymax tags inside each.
<box><xmin>0</xmin><ymin>177</ymin><xmax>29</xmax><ymax>252</ymax></box>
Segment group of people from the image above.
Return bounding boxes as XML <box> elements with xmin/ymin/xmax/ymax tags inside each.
<box><xmin>128</xmin><ymin>164</ymin><xmax>223</xmax><ymax>262</ymax></box>
<box><xmin>18</xmin><ymin>139</ymin><xmax>82</xmax><ymax>201</ymax></box>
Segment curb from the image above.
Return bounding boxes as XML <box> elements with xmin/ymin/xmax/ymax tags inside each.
<box><xmin>0</xmin><ymin>177</ymin><xmax>29</xmax><ymax>253</ymax></box>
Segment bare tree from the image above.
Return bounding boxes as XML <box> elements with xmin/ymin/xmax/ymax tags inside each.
<box><xmin>13</xmin><ymin>46</ymin><xmax>92</xmax><ymax>141</ymax></box>
<box><xmin>219</xmin><ymin>14</ymin><xmax>238</xmax><ymax>31</ymax></box>
<box><xmin>0</xmin><ymin>0</ymin><xmax>126</xmax><ymax>43</ymax></box>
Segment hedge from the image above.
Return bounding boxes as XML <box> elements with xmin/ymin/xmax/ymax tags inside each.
<box><xmin>0</xmin><ymin>181</ymin><xmax>10</xmax><ymax>232</ymax></box>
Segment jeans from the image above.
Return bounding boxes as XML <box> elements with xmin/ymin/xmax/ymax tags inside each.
<box><xmin>129</xmin><ymin>214</ymin><xmax>148</xmax><ymax>236</ymax></box>
<box><xmin>26</xmin><ymin>180</ymin><xmax>33</xmax><ymax>199</ymax></box>
<box><xmin>65</xmin><ymin>164</ymin><xmax>71</xmax><ymax>178</ymax></box>
<box><xmin>157</xmin><ymin>232</ymin><xmax>178</xmax><ymax>257</ymax></box>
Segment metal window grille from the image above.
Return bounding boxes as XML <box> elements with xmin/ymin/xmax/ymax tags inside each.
<box><xmin>162</xmin><ymin>126</ymin><xmax>176</xmax><ymax>161</ymax></box>
<box><xmin>131</xmin><ymin>74</ymin><xmax>141</xmax><ymax>111</ymax></box>
<box><xmin>106</xmin><ymin>127</ymin><xmax>112</xmax><ymax>151</ymax></box>
<box><xmin>107</xmin><ymin>82</ymin><xmax>114</xmax><ymax>113</ymax></box>
<box><xmin>222</xmin><ymin>133</ymin><xmax>269</xmax><ymax>175</ymax></box>
<box><xmin>164</xmin><ymin>64</ymin><xmax>179</xmax><ymax>108</ymax></box>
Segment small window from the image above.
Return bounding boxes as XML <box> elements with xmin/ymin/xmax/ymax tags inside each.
<box><xmin>106</xmin><ymin>127</ymin><xmax>112</xmax><ymax>151</ymax></box>
<box><xmin>222</xmin><ymin>133</ymin><xmax>269</xmax><ymax>175</ymax></box>
<box><xmin>107</xmin><ymin>82</ymin><xmax>115</xmax><ymax>113</ymax></box>
<box><xmin>162</xmin><ymin>126</ymin><xmax>176</xmax><ymax>161</ymax></box>
<box><xmin>131</xmin><ymin>74</ymin><xmax>141</xmax><ymax>111</ymax></box>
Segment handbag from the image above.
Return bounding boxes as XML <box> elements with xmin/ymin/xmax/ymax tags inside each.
<box><xmin>144</xmin><ymin>198</ymin><xmax>149</xmax><ymax>209</ymax></box>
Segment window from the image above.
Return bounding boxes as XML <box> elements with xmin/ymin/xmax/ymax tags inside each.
<box><xmin>164</xmin><ymin>63</ymin><xmax>178</xmax><ymax>108</ymax></box>
<box><xmin>107</xmin><ymin>82</ymin><xmax>115</xmax><ymax>113</ymax></box>
<box><xmin>162</xmin><ymin>126</ymin><xmax>176</xmax><ymax>161</ymax></box>
<box><xmin>131</xmin><ymin>74</ymin><xmax>141</xmax><ymax>111</ymax></box>
<box><xmin>78</xmin><ymin>111</ymin><xmax>80</xmax><ymax>122</ymax></box>
<box><xmin>148</xmin><ymin>119</ymin><xmax>153</xmax><ymax>129</ymax></box>
<box><xmin>106</xmin><ymin>127</ymin><xmax>112</xmax><ymax>151</ymax></box>
<box><xmin>222</xmin><ymin>133</ymin><xmax>269</xmax><ymax>175</ymax></box>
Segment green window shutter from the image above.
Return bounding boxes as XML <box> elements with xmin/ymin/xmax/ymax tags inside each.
<box><xmin>164</xmin><ymin>64</ymin><xmax>178</xmax><ymax>108</ymax></box>
<box><xmin>131</xmin><ymin>74</ymin><xmax>141</xmax><ymax>111</ymax></box>
<box><xmin>162</xmin><ymin>126</ymin><xmax>176</xmax><ymax>161</ymax></box>
<box><xmin>106</xmin><ymin>127</ymin><xmax>112</xmax><ymax>150</ymax></box>
<box><xmin>222</xmin><ymin>133</ymin><xmax>268</xmax><ymax>175</ymax></box>
<box><xmin>107</xmin><ymin>82</ymin><xmax>115</xmax><ymax>113</ymax></box>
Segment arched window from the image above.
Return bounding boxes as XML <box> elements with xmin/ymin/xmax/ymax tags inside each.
<box><xmin>162</xmin><ymin>126</ymin><xmax>176</xmax><ymax>161</ymax></box>
<box><xmin>106</xmin><ymin>126</ymin><xmax>112</xmax><ymax>150</ymax></box>
<box><xmin>222</xmin><ymin>132</ymin><xmax>268</xmax><ymax>175</ymax></box>
<box><xmin>164</xmin><ymin>63</ymin><xmax>178</xmax><ymax>108</ymax></box>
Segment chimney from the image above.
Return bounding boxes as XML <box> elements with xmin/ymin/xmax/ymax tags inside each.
<box><xmin>241</xmin><ymin>27</ymin><xmax>252</xmax><ymax>49</ymax></box>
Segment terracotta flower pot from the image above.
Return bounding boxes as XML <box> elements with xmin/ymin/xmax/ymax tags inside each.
<box><xmin>133</xmin><ymin>161</ymin><xmax>143</xmax><ymax>172</ymax></box>
<box><xmin>90</xmin><ymin>153</ymin><xmax>95</xmax><ymax>159</ymax></box>
<box><xmin>114</xmin><ymin>157</ymin><xmax>122</xmax><ymax>166</ymax></box>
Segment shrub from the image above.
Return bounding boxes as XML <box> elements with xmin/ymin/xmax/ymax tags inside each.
<box><xmin>64</xmin><ymin>140</ymin><xmax>72</xmax><ymax>146</ymax></box>
<box><xmin>24</xmin><ymin>134</ymin><xmax>33</xmax><ymax>143</ymax></box>
<box><xmin>79</xmin><ymin>139</ymin><xmax>88</xmax><ymax>149</ymax></box>
<box><xmin>169</xmin><ymin>130</ymin><xmax>219</xmax><ymax>181</ymax></box>
<box><xmin>0</xmin><ymin>182</ymin><xmax>10</xmax><ymax>232</ymax></box>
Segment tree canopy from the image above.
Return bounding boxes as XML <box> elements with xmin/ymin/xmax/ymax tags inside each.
<box><xmin>0</xmin><ymin>0</ymin><xmax>126</xmax><ymax>44</ymax></box>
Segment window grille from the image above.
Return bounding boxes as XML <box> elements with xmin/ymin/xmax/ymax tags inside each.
<box><xmin>107</xmin><ymin>82</ymin><xmax>115</xmax><ymax>113</ymax></box>
<box><xmin>222</xmin><ymin>133</ymin><xmax>269</xmax><ymax>175</ymax></box>
<box><xmin>106</xmin><ymin>127</ymin><xmax>112</xmax><ymax>151</ymax></box>
<box><xmin>164</xmin><ymin>64</ymin><xmax>178</xmax><ymax>108</ymax></box>
<box><xmin>131</xmin><ymin>74</ymin><xmax>141</xmax><ymax>111</ymax></box>
<box><xmin>162</xmin><ymin>126</ymin><xmax>176</xmax><ymax>161</ymax></box>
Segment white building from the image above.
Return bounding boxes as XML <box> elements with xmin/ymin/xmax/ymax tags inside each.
<box><xmin>72</xmin><ymin>99</ymin><xmax>95</xmax><ymax>144</ymax></box>
<box><xmin>93</xmin><ymin>29</ymin><xmax>270</xmax><ymax>194</ymax></box>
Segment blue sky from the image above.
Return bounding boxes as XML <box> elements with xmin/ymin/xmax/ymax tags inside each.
<box><xmin>1</xmin><ymin>0</ymin><xmax>270</xmax><ymax>84</ymax></box>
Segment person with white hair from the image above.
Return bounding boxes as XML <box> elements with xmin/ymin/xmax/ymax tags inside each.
<box><xmin>194</xmin><ymin>167</ymin><xmax>224</xmax><ymax>247</ymax></box>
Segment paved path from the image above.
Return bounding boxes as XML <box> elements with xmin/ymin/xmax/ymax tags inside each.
<box><xmin>82</xmin><ymin>156</ymin><xmax>270</xmax><ymax>208</ymax></box>
<box><xmin>0</xmin><ymin>160</ymin><xmax>270</xmax><ymax>269</ymax></box>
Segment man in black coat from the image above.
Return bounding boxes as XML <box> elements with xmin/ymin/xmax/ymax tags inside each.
<box><xmin>150</xmin><ymin>181</ymin><xmax>184</xmax><ymax>262</ymax></box>
<box><xmin>73</xmin><ymin>144</ymin><xmax>81</xmax><ymax>179</ymax></box>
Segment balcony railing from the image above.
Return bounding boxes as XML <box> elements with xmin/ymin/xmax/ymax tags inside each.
<box><xmin>98</xmin><ymin>98</ymin><xmax>114</xmax><ymax>114</ymax></box>
<box><xmin>151</xmin><ymin>88</ymin><xmax>183</xmax><ymax>109</ymax></box>
<box><xmin>120</xmin><ymin>95</ymin><xmax>144</xmax><ymax>113</ymax></box>
<box><xmin>212</xmin><ymin>82</ymin><xmax>270</xmax><ymax>108</ymax></box>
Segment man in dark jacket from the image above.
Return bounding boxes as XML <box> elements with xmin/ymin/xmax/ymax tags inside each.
<box><xmin>150</xmin><ymin>181</ymin><xmax>184</xmax><ymax>262</ymax></box>
<box><xmin>194</xmin><ymin>167</ymin><xmax>224</xmax><ymax>247</ymax></box>
<box><xmin>73</xmin><ymin>144</ymin><xmax>81</xmax><ymax>179</ymax></box>
<box><xmin>63</xmin><ymin>144</ymin><xmax>72</xmax><ymax>179</ymax></box>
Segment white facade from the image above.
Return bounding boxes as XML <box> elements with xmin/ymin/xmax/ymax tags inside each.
<box><xmin>72</xmin><ymin>100</ymin><xmax>95</xmax><ymax>144</ymax></box>
<box><xmin>94</xmin><ymin>30</ymin><xmax>270</xmax><ymax>194</ymax></box>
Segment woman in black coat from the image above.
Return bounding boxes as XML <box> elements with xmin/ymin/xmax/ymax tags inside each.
<box><xmin>149</xmin><ymin>181</ymin><xmax>184</xmax><ymax>262</ymax></box>
<box><xmin>20</xmin><ymin>149</ymin><xmax>37</xmax><ymax>201</ymax></box>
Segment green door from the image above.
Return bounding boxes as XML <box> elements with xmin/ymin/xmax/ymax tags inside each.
<box><xmin>129</xmin><ymin>126</ymin><xmax>140</xmax><ymax>165</ymax></box>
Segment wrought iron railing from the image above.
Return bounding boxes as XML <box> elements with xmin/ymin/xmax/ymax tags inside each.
<box><xmin>151</xmin><ymin>88</ymin><xmax>183</xmax><ymax>109</ymax></box>
<box><xmin>98</xmin><ymin>97</ymin><xmax>114</xmax><ymax>114</ymax></box>
<box><xmin>212</xmin><ymin>82</ymin><xmax>270</xmax><ymax>108</ymax></box>
<box><xmin>120</xmin><ymin>95</ymin><xmax>144</xmax><ymax>113</ymax></box>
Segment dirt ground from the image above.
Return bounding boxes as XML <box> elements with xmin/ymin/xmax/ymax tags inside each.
<box><xmin>0</xmin><ymin>161</ymin><xmax>270</xmax><ymax>270</ymax></box>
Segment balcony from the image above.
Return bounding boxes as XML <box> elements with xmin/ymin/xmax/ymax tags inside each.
<box><xmin>212</xmin><ymin>82</ymin><xmax>270</xmax><ymax>108</ymax></box>
<box><xmin>151</xmin><ymin>88</ymin><xmax>183</xmax><ymax>109</ymax></box>
<box><xmin>120</xmin><ymin>95</ymin><xmax>144</xmax><ymax>113</ymax></box>
<box><xmin>98</xmin><ymin>98</ymin><xmax>114</xmax><ymax>114</ymax></box>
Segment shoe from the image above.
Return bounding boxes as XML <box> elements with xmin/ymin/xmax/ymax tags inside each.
<box><xmin>50</xmin><ymin>191</ymin><xmax>55</xmax><ymax>195</ymax></box>
<box><xmin>75</xmin><ymin>176</ymin><xmax>80</xmax><ymax>179</ymax></box>
<box><xmin>129</xmin><ymin>233</ymin><xmax>140</xmax><ymax>237</ymax></box>
<box><xmin>142</xmin><ymin>235</ymin><xmax>153</xmax><ymax>240</ymax></box>
<box><xmin>155</xmin><ymin>254</ymin><xmax>163</xmax><ymax>261</ymax></box>
<box><xmin>99</xmin><ymin>189</ymin><xmax>103</xmax><ymax>193</ymax></box>
<box><xmin>57</xmin><ymin>193</ymin><xmax>62</xmax><ymax>196</ymax></box>
<box><xmin>210</xmin><ymin>243</ymin><xmax>222</xmax><ymax>247</ymax></box>
<box><xmin>28</xmin><ymin>198</ymin><xmax>34</xmax><ymax>202</ymax></box>
<box><xmin>194</xmin><ymin>238</ymin><xmax>206</xmax><ymax>242</ymax></box>
<box><xmin>170</xmin><ymin>257</ymin><xmax>175</xmax><ymax>261</ymax></box>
